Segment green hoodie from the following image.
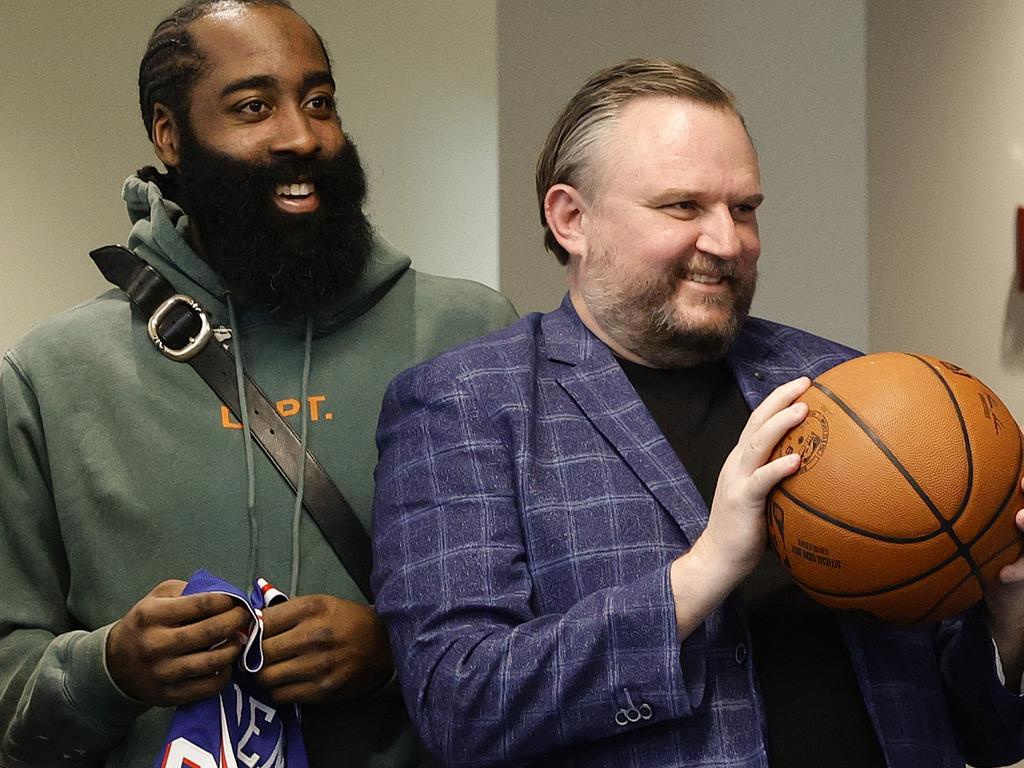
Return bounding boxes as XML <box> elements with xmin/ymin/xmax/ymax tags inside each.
<box><xmin>0</xmin><ymin>176</ymin><xmax>517</xmax><ymax>767</ymax></box>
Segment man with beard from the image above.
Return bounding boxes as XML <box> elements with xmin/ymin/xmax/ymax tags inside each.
<box><xmin>371</xmin><ymin>60</ymin><xmax>1024</xmax><ymax>767</ymax></box>
<box><xmin>0</xmin><ymin>1</ymin><xmax>515</xmax><ymax>767</ymax></box>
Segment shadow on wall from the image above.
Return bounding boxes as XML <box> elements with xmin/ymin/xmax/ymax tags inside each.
<box><xmin>1001</xmin><ymin>277</ymin><xmax>1024</xmax><ymax>370</ymax></box>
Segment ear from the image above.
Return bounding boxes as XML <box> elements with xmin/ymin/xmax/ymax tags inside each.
<box><xmin>151</xmin><ymin>103</ymin><xmax>183</xmax><ymax>169</ymax></box>
<box><xmin>544</xmin><ymin>183</ymin><xmax>590</xmax><ymax>262</ymax></box>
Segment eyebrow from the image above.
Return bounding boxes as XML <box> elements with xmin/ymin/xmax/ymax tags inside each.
<box><xmin>302</xmin><ymin>71</ymin><xmax>336</xmax><ymax>92</ymax></box>
<box><xmin>652</xmin><ymin>189</ymin><xmax>764</xmax><ymax>206</ymax></box>
<box><xmin>219</xmin><ymin>70</ymin><xmax>336</xmax><ymax>100</ymax></box>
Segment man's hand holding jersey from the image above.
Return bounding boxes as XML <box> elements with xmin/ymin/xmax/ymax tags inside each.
<box><xmin>256</xmin><ymin>594</ymin><xmax>393</xmax><ymax>703</ymax></box>
<box><xmin>105</xmin><ymin>579</ymin><xmax>249</xmax><ymax>706</ymax></box>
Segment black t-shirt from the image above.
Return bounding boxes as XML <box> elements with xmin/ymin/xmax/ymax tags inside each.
<box><xmin>618</xmin><ymin>356</ymin><xmax>885</xmax><ymax>768</ymax></box>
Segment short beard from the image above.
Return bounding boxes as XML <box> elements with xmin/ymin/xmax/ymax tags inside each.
<box><xmin>581</xmin><ymin>251</ymin><xmax>756</xmax><ymax>368</ymax></box>
<box><xmin>175</xmin><ymin>125</ymin><xmax>372</xmax><ymax>315</ymax></box>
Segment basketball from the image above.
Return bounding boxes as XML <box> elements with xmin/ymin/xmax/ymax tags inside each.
<box><xmin>767</xmin><ymin>352</ymin><xmax>1024</xmax><ymax>624</ymax></box>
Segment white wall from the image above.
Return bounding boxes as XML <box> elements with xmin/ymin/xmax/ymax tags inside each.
<box><xmin>498</xmin><ymin>0</ymin><xmax>870</xmax><ymax>351</ymax></box>
<box><xmin>0</xmin><ymin>0</ymin><xmax>499</xmax><ymax>354</ymax></box>
<box><xmin>868</xmin><ymin>0</ymin><xmax>1024</xmax><ymax>421</ymax></box>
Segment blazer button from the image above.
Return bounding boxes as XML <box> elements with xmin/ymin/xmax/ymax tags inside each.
<box><xmin>735</xmin><ymin>643</ymin><xmax>748</xmax><ymax>665</ymax></box>
<box><xmin>615</xmin><ymin>704</ymin><xmax>653</xmax><ymax>726</ymax></box>
<box><xmin>753</xmin><ymin>370</ymin><xmax>765</xmax><ymax>381</ymax></box>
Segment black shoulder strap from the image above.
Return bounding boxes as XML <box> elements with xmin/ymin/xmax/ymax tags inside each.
<box><xmin>89</xmin><ymin>245</ymin><xmax>373</xmax><ymax>600</ymax></box>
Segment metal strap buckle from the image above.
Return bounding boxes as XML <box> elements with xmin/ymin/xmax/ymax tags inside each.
<box><xmin>147</xmin><ymin>294</ymin><xmax>212</xmax><ymax>361</ymax></box>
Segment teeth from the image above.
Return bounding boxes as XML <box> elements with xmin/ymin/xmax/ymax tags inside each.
<box><xmin>276</xmin><ymin>182</ymin><xmax>313</xmax><ymax>197</ymax></box>
<box><xmin>689</xmin><ymin>273</ymin><xmax>723</xmax><ymax>285</ymax></box>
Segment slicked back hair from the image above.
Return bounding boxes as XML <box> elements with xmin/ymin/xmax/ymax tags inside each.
<box><xmin>536</xmin><ymin>58</ymin><xmax>743</xmax><ymax>265</ymax></box>
<box><xmin>136</xmin><ymin>0</ymin><xmax>328</xmax><ymax>195</ymax></box>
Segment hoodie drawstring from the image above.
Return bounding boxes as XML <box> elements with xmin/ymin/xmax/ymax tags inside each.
<box><xmin>224</xmin><ymin>298</ymin><xmax>312</xmax><ymax>596</ymax></box>
<box><xmin>290</xmin><ymin>316</ymin><xmax>313</xmax><ymax>596</ymax></box>
<box><xmin>226</xmin><ymin>293</ymin><xmax>259</xmax><ymax>585</ymax></box>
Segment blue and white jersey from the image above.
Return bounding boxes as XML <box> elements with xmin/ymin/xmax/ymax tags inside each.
<box><xmin>156</xmin><ymin>570</ymin><xmax>307</xmax><ymax>768</ymax></box>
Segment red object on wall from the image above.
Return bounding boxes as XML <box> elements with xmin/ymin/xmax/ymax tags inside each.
<box><xmin>1018</xmin><ymin>206</ymin><xmax>1024</xmax><ymax>290</ymax></box>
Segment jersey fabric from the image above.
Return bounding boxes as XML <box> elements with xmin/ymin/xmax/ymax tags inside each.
<box><xmin>158</xmin><ymin>571</ymin><xmax>306</xmax><ymax>768</ymax></box>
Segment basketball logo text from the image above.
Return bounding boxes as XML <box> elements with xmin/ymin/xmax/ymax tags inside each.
<box><xmin>780</xmin><ymin>410</ymin><xmax>829</xmax><ymax>473</ymax></box>
<box><xmin>938</xmin><ymin>360</ymin><xmax>975</xmax><ymax>380</ymax></box>
<box><xmin>978</xmin><ymin>391</ymin><xmax>1006</xmax><ymax>435</ymax></box>
<box><xmin>790</xmin><ymin>538</ymin><xmax>842</xmax><ymax>570</ymax></box>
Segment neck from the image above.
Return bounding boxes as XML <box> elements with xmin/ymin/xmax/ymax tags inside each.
<box><xmin>566</xmin><ymin>279</ymin><xmax>661</xmax><ymax>369</ymax></box>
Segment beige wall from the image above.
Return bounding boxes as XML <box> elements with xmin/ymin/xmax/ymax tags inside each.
<box><xmin>301</xmin><ymin>1</ymin><xmax>499</xmax><ymax>288</ymax></box>
<box><xmin>0</xmin><ymin>0</ymin><xmax>499</xmax><ymax>354</ymax></box>
<box><xmin>498</xmin><ymin>0</ymin><xmax>870</xmax><ymax>351</ymax></box>
<box><xmin>0</xmin><ymin>3</ymin><xmax>153</xmax><ymax>354</ymax></box>
<box><xmin>867</xmin><ymin>11</ymin><xmax>1024</xmax><ymax>757</ymax></box>
<box><xmin>868</xmin><ymin>0</ymin><xmax>1024</xmax><ymax>421</ymax></box>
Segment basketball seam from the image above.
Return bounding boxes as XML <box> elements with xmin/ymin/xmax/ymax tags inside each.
<box><xmin>778</xmin><ymin>354</ymin><xmax>1022</xmax><ymax>623</ymax></box>
<box><xmin>908</xmin><ymin>354</ymin><xmax>975</xmax><ymax>527</ymax></box>
<box><xmin>812</xmin><ymin>375</ymin><xmax>984</xmax><ymax>594</ymax></box>
<box><xmin>963</xmin><ymin>449</ymin><xmax>1022</xmax><ymax>551</ymax></box>
<box><xmin>908</xmin><ymin>354</ymin><xmax>986</xmax><ymax>598</ymax></box>
<box><xmin>788</xmin><ymin>545</ymin><xmax>961</xmax><ymax>600</ymax></box>
<box><xmin>774</xmin><ymin>484</ymin><xmax>937</xmax><ymax>543</ymax></box>
<box><xmin>792</xmin><ymin>534</ymin><xmax>1023</xmax><ymax>624</ymax></box>
<box><xmin>919</xmin><ymin>537</ymin><xmax>1022</xmax><ymax>624</ymax></box>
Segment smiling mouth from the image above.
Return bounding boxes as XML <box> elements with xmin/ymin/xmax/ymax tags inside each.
<box><xmin>276</xmin><ymin>181</ymin><xmax>314</xmax><ymax>198</ymax></box>
<box><xmin>274</xmin><ymin>181</ymin><xmax>319</xmax><ymax>213</ymax></box>
<box><xmin>686</xmin><ymin>272</ymin><xmax>730</xmax><ymax>286</ymax></box>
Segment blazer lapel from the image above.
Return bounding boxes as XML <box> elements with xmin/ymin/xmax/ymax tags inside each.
<box><xmin>541</xmin><ymin>299</ymin><xmax>710</xmax><ymax>545</ymax></box>
<box><xmin>727</xmin><ymin>322</ymin><xmax>813</xmax><ymax>409</ymax></box>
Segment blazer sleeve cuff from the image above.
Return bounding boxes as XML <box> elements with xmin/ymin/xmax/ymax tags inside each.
<box><xmin>603</xmin><ymin>564</ymin><xmax>707</xmax><ymax>725</ymax></box>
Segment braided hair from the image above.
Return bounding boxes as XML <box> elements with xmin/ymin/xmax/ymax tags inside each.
<box><xmin>135</xmin><ymin>0</ymin><xmax>310</xmax><ymax>198</ymax></box>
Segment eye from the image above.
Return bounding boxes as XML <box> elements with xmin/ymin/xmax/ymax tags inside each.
<box><xmin>305</xmin><ymin>94</ymin><xmax>337</xmax><ymax>114</ymax></box>
<box><xmin>238</xmin><ymin>99</ymin><xmax>268</xmax><ymax>117</ymax></box>
<box><xmin>732</xmin><ymin>202</ymin><xmax>760</xmax><ymax>221</ymax></box>
<box><xmin>663</xmin><ymin>201</ymin><xmax>699</xmax><ymax>218</ymax></box>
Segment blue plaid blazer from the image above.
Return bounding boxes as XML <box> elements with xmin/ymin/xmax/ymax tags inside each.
<box><xmin>372</xmin><ymin>297</ymin><xmax>1024</xmax><ymax>768</ymax></box>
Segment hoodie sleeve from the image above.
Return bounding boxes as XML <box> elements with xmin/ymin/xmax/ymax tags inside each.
<box><xmin>0</xmin><ymin>354</ymin><xmax>146</xmax><ymax>767</ymax></box>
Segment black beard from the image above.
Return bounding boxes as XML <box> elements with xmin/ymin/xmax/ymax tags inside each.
<box><xmin>175</xmin><ymin>128</ymin><xmax>372</xmax><ymax>315</ymax></box>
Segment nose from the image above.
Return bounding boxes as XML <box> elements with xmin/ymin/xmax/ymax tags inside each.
<box><xmin>695</xmin><ymin>206</ymin><xmax>744</xmax><ymax>260</ymax></box>
<box><xmin>270</xmin><ymin>105</ymin><xmax>322</xmax><ymax>157</ymax></box>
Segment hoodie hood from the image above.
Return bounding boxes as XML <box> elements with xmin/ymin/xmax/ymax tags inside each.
<box><xmin>121</xmin><ymin>174</ymin><xmax>411</xmax><ymax>335</ymax></box>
